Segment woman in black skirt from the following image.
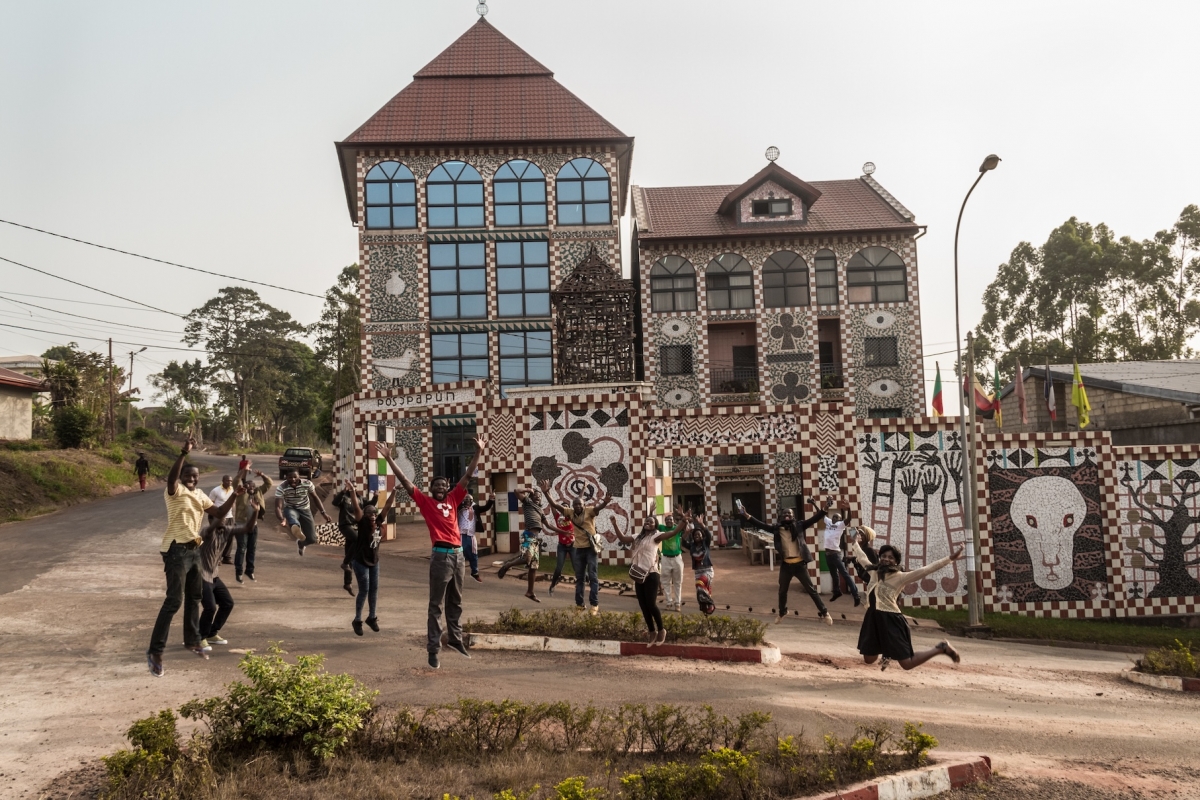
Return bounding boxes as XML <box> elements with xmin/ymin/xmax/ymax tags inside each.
<box><xmin>848</xmin><ymin>533</ymin><xmax>964</xmax><ymax>670</ymax></box>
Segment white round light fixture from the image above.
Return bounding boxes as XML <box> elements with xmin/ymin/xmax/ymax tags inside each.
<box><xmin>477</xmin><ymin>2</ymin><xmax>489</xmax><ymax>16</ymax></box>
<box><xmin>862</xmin><ymin>161</ymin><xmax>876</xmax><ymax>175</ymax></box>
<box><xmin>765</xmin><ymin>146</ymin><xmax>780</xmax><ymax>162</ymax></box>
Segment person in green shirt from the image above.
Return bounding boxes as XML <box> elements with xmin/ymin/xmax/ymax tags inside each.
<box><xmin>659</xmin><ymin>512</ymin><xmax>685</xmax><ymax>612</ymax></box>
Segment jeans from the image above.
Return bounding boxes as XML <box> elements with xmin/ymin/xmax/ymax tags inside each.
<box><xmin>825</xmin><ymin>550</ymin><xmax>860</xmax><ymax>601</ymax></box>
<box><xmin>234</xmin><ymin>526</ymin><xmax>258</xmax><ymax>578</ymax></box>
<box><xmin>148</xmin><ymin>542</ymin><xmax>203</xmax><ymax>655</ymax></box>
<box><xmin>339</xmin><ymin>524</ymin><xmax>357</xmax><ymax>586</ymax></box>
<box><xmin>462</xmin><ymin>534</ymin><xmax>479</xmax><ymax>575</ymax></box>
<box><xmin>660</xmin><ymin>554</ymin><xmax>684</xmax><ymax>607</ymax></box>
<box><xmin>427</xmin><ymin>549</ymin><xmax>465</xmax><ymax>654</ymax></box>
<box><xmin>353</xmin><ymin>560</ymin><xmax>379</xmax><ymax>621</ymax></box>
<box><xmin>551</xmin><ymin>543</ymin><xmax>572</xmax><ymax>585</ymax></box>
<box><xmin>634</xmin><ymin>572</ymin><xmax>664</xmax><ymax>633</ymax></box>
<box><xmin>200</xmin><ymin>577</ymin><xmax>234</xmax><ymax>638</ymax></box>
<box><xmin>571</xmin><ymin>545</ymin><xmax>599</xmax><ymax>608</ymax></box>
<box><xmin>779</xmin><ymin>560</ymin><xmax>826</xmax><ymax>617</ymax></box>
<box><xmin>283</xmin><ymin>506</ymin><xmax>317</xmax><ymax>545</ymax></box>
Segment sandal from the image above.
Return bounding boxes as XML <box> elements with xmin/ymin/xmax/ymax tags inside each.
<box><xmin>879</xmin><ymin>657</ymin><xmax>892</xmax><ymax>671</ymax></box>
<box><xmin>525</xmin><ymin>592</ymin><xmax>541</xmax><ymax>603</ymax></box>
<box><xmin>937</xmin><ymin>641</ymin><xmax>961</xmax><ymax>664</ymax></box>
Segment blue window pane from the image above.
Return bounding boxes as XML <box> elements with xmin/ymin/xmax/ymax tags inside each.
<box><xmin>457</xmin><ymin>163</ymin><xmax>482</xmax><ymax>181</ymax></box>
<box><xmin>366</xmin><ymin>164</ymin><xmax>388</xmax><ymax>180</ymax></box>
<box><xmin>365</xmin><ymin>207</ymin><xmax>391</xmax><ymax>229</ymax></box>
<box><xmin>523</xmin><ymin>182</ymin><xmax>546</xmax><ymax>202</ymax></box>
<box><xmin>462</xmin><ymin>359</ymin><xmax>489</xmax><ymax>379</ymax></box>
<box><xmin>527</xmin><ymin>331</ymin><xmax>552</xmax><ymax>355</ymax></box>
<box><xmin>524</xmin><ymin>241</ymin><xmax>549</xmax><ymax>263</ymax></box>
<box><xmin>458</xmin><ymin>183</ymin><xmax>484</xmax><ymax>205</ymax></box>
<box><xmin>458</xmin><ymin>207</ymin><xmax>485</xmax><ymax>227</ymax></box>
<box><xmin>494</xmin><ymin>182</ymin><xmax>520</xmax><ymax>203</ymax></box>
<box><xmin>583</xmin><ymin>180</ymin><xmax>609</xmax><ymax>201</ymax></box>
<box><xmin>495</xmin><ymin>205</ymin><xmax>520</xmax><ymax>227</ymax></box>
<box><xmin>496</xmin><ymin>242</ymin><xmax>522</xmax><ymax>265</ymax></box>
<box><xmin>461</xmin><ymin>333</ymin><xmax>488</xmax><ymax>357</ymax></box>
<box><xmin>525</xmin><ymin>293</ymin><xmax>550</xmax><ymax>316</ymax></box>
<box><xmin>431</xmin><ymin>296</ymin><xmax>457</xmax><ymax>319</ymax></box>
<box><xmin>432</xmin><ymin>362</ymin><xmax>460</xmax><ymax>383</ymax></box>
<box><xmin>522</xmin><ymin>204</ymin><xmax>547</xmax><ymax>225</ymax></box>
<box><xmin>429</xmin><ymin>244</ymin><xmax>458</xmax><ymax>267</ymax></box>
<box><xmin>428</xmin><ymin>165</ymin><xmax>451</xmax><ymax>182</ymax></box>
<box><xmin>460</xmin><ymin>269</ymin><xmax>486</xmax><ymax>292</ymax></box>
<box><xmin>524</xmin><ymin>267</ymin><xmax>549</xmax><ymax>290</ymax></box>
<box><xmin>559</xmin><ymin>204</ymin><xmax>583</xmax><ymax>225</ymax></box>
<box><xmin>459</xmin><ymin>244</ymin><xmax>485</xmax><ymax>265</ymax></box>
<box><xmin>527</xmin><ymin>358</ymin><xmax>552</xmax><ymax>383</ymax></box>
<box><xmin>428</xmin><ymin>184</ymin><xmax>455</xmax><ymax>205</ymax></box>
<box><xmin>499</xmin><ymin>333</ymin><xmax>524</xmax><ymax>356</ymax></box>
<box><xmin>428</xmin><ymin>207</ymin><xmax>455</xmax><ymax>228</ymax></box>
<box><xmin>497</xmin><ymin>294</ymin><xmax>523</xmax><ymax>317</ymax></box>
<box><xmin>497</xmin><ymin>267</ymin><xmax>523</xmax><ymax>290</ymax></box>
<box><xmin>392</xmin><ymin>164</ymin><xmax>414</xmax><ymax>180</ymax></box>
<box><xmin>500</xmin><ymin>359</ymin><xmax>525</xmax><ymax>382</ymax></box>
<box><xmin>393</xmin><ymin>182</ymin><xmax>415</xmax><ymax>204</ymax></box>
<box><xmin>393</xmin><ymin>207</ymin><xmax>416</xmax><ymax>228</ymax></box>
<box><xmin>584</xmin><ymin>203</ymin><xmax>611</xmax><ymax>225</ymax></box>
<box><xmin>431</xmin><ymin>334</ymin><xmax>459</xmax><ymax>358</ymax></box>
<box><xmin>459</xmin><ymin>295</ymin><xmax>487</xmax><ymax>318</ymax></box>
<box><xmin>495</xmin><ymin>163</ymin><xmax>518</xmax><ymax>180</ymax></box>
<box><xmin>558</xmin><ymin>182</ymin><xmax>582</xmax><ymax>202</ymax></box>
<box><xmin>429</xmin><ymin>270</ymin><xmax>458</xmax><ymax>293</ymax></box>
<box><xmin>366</xmin><ymin>183</ymin><xmax>390</xmax><ymax>204</ymax></box>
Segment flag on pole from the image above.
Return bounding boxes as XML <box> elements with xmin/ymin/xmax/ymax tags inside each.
<box><xmin>1014</xmin><ymin>357</ymin><xmax>1028</xmax><ymax>424</ymax></box>
<box><xmin>992</xmin><ymin>363</ymin><xmax>1003</xmax><ymax>428</ymax></box>
<box><xmin>1072</xmin><ymin>360</ymin><xmax>1091</xmax><ymax>428</ymax></box>
<box><xmin>932</xmin><ymin>362</ymin><xmax>944</xmax><ymax>417</ymax></box>
<box><xmin>966</xmin><ymin>376</ymin><xmax>996</xmax><ymax>419</ymax></box>
<box><xmin>1044</xmin><ymin>360</ymin><xmax>1057</xmax><ymax>421</ymax></box>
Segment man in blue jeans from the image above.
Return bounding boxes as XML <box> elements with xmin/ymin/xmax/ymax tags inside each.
<box><xmin>538</xmin><ymin>478</ymin><xmax>611</xmax><ymax>615</ymax></box>
<box><xmin>274</xmin><ymin>469</ymin><xmax>332</xmax><ymax>556</ymax></box>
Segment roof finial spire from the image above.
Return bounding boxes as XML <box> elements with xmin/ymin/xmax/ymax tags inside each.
<box><xmin>765</xmin><ymin>146</ymin><xmax>780</xmax><ymax>163</ymax></box>
<box><xmin>476</xmin><ymin>1</ymin><xmax>489</xmax><ymax>17</ymax></box>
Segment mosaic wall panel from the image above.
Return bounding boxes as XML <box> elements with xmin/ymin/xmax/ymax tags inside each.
<box><xmin>654</xmin><ymin>316</ymin><xmax>702</xmax><ymax>409</ymax></box>
<box><xmin>777</xmin><ymin>472</ymin><xmax>804</xmax><ymax>498</ymax></box>
<box><xmin>337</xmin><ymin>404</ymin><xmax>354</xmax><ymax>480</ymax></box>
<box><xmin>1115</xmin><ymin>457</ymin><xmax>1200</xmax><ymax>606</ymax></box>
<box><xmin>528</xmin><ymin>407</ymin><xmax>634</xmax><ymax>561</ymax></box>
<box><xmin>370</xmin><ymin>332</ymin><xmax>424</xmax><ymax>391</ymax></box>
<box><xmin>646</xmin><ymin>413</ymin><xmax>798</xmax><ymax>449</ymax></box>
<box><xmin>367</xmin><ymin>243</ymin><xmax>423</xmax><ymax>322</ymax></box>
<box><xmin>672</xmin><ymin>455</ymin><xmax>703</xmax><ymax>475</ymax></box>
<box><xmin>775</xmin><ymin>451</ymin><xmax>804</xmax><ymax>472</ymax></box>
<box><xmin>856</xmin><ymin>428</ymin><xmax>970</xmax><ymax>602</ymax></box>
<box><xmin>988</xmin><ymin>451</ymin><xmax>1107</xmax><ymax>605</ymax></box>
<box><xmin>847</xmin><ymin>305</ymin><xmax>918</xmax><ymax>419</ymax></box>
<box><xmin>762</xmin><ymin>309</ymin><xmax>815</xmax><ymax>405</ymax></box>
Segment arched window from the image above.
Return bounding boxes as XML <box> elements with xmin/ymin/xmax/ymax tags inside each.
<box><xmin>427</xmin><ymin>161</ymin><xmax>484</xmax><ymax>228</ymax></box>
<box><xmin>847</xmin><ymin>247</ymin><xmax>906</xmax><ymax>303</ymax></box>
<box><xmin>763</xmin><ymin>251</ymin><xmax>809</xmax><ymax>308</ymax></box>
<box><xmin>494</xmin><ymin>160</ymin><xmax>547</xmax><ymax>226</ymax></box>
<box><xmin>556</xmin><ymin>158</ymin><xmax>611</xmax><ymax>225</ymax></box>
<box><xmin>705</xmin><ymin>253</ymin><xmax>753</xmax><ymax>310</ymax></box>
<box><xmin>814</xmin><ymin>249</ymin><xmax>838</xmax><ymax>305</ymax></box>
<box><xmin>364</xmin><ymin>161</ymin><xmax>416</xmax><ymax>229</ymax></box>
<box><xmin>649</xmin><ymin>255</ymin><xmax>697</xmax><ymax>312</ymax></box>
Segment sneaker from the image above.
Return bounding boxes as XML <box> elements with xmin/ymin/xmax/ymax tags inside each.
<box><xmin>853</xmin><ymin>596</ymin><xmax>862</xmax><ymax>607</ymax></box>
<box><xmin>830</xmin><ymin>593</ymin><xmax>843</xmax><ymax>603</ymax></box>
<box><xmin>207</xmin><ymin>635</ymin><xmax>228</xmax><ymax>645</ymax></box>
<box><xmin>497</xmin><ymin>564</ymin><xmax>509</xmax><ymax>580</ymax></box>
<box><xmin>821</xmin><ymin>612</ymin><xmax>833</xmax><ymax>626</ymax></box>
<box><xmin>472</xmin><ymin>572</ymin><xmax>483</xmax><ymax>584</ymax></box>
<box><xmin>146</xmin><ymin>652</ymin><xmax>164</xmax><ymax>678</ymax></box>
<box><xmin>197</xmin><ymin>639</ymin><xmax>212</xmax><ymax>652</ymax></box>
<box><xmin>548</xmin><ymin>580</ymin><xmax>556</xmax><ymax>595</ymax></box>
<box><xmin>427</xmin><ymin>652</ymin><xmax>440</xmax><ymax>669</ymax></box>
<box><xmin>774</xmin><ymin>614</ymin><xmax>785</xmax><ymax>625</ymax></box>
<box><xmin>365</xmin><ymin>617</ymin><xmax>380</xmax><ymax>633</ymax></box>
<box><xmin>589</xmin><ymin>605</ymin><xmax>599</xmax><ymax>616</ymax></box>
<box><xmin>248</xmin><ymin>573</ymin><xmax>256</xmax><ymax>581</ymax></box>
<box><xmin>344</xmin><ymin>582</ymin><xmax>355</xmax><ymax>596</ymax></box>
<box><xmin>236</xmin><ymin>575</ymin><xmax>244</xmax><ymax>584</ymax></box>
<box><xmin>446</xmin><ymin>640</ymin><xmax>470</xmax><ymax>659</ymax></box>
<box><xmin>352</xmin><ymin>619</ymin><xmax>363</xmax><ymax>636</ymax></box>
<box><xmin>189</xmin><ymin>644</ymin><xmax>210</xmax><ymax>660</ymax></box>
<box><xmin>289</xmin><ymin>524</ymin><xmax>304</xmax><ymax>541</ymax></box>
<box><xmin>880</xmin><ymin>657</ymin><xmax>893</xmax><ymax>671</ymax></box>
<box><xmin>297</xmin><ymin>541</ymin><xmax>305</xmax><ymax>556</ymax></box>
<box><xmin>937</xmin><ymin>641</ymin><xmax>962</xmax><ymax>664</ymax></box>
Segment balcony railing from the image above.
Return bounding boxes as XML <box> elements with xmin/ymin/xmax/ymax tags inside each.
<box><xmin>710</xmin><ymin>367</ymin><xmax>759</xmax><ymax>395</ymax></box>
<box><xmin>819</xmin><ymin>363</ymin><xmax>844</xmax><ymax>389</ymax></box>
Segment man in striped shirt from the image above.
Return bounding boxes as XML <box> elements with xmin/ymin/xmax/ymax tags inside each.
<box><xmin>274</xmin><ymin>469</ymin><xmax>332</xmax><ymax>556</ymax></box>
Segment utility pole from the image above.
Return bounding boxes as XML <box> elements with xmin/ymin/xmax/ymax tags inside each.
<box><xmin>107</xmin><ymin>338</ymin><xmax>115</xmax><ymax>443</ymax></box>
<box><xmin>334</xmin><ymin>315</ymin><xmax>342</xmax><ymax>405</ymax></box>
<box><xmin>126</xmin><ymin>347</ymin><xmax>146</xmax><ymax>434</ymax></box>
<box><xmin>964</xmin><ymin>331</ymin><xmax>987</xmax><ymax>631</ymax></box>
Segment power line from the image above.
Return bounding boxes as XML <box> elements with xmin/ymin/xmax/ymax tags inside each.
<box><xmin>0</xmin><ymin>290</ymin><xmax>162</xmax><ymax>313</ymax></box>
<box><xmin>0</xmin><ymin>218</ymin><xmax>325</xmax><ymax>299</ymax></box>
<box><xmin>0</xmin><ymin>322</ymin><xmax>321</xmax><ymax>361</ymax></box>
<box><xmin>0</xmin><ymin>294</ymin><xmax>186</xmax><ymax>334</ymax></box>
<box><xmin>0</xmin><ymin>254</ymin><xmax>184</xmax><ymax>317</ymax></box>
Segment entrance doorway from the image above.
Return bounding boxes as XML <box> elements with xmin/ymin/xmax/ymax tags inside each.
<box><xmin>432</xmin><ymin>423</ymin><xmax>477</xmax><ymax>484</ymax></box>
<box><xmin>731</xmin><ymin>490</ymin><xmax>763</xmax><ymax>521</ymax></box>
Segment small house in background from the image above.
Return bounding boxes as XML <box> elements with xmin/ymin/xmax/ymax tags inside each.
<box><xmin>0</xmin><ymin>367</ymin><xmax>49</xmax><ymax>440</ymax></box>
<box><xmin>986</xmin><ymin>360</ymin><xmax>1200</xmax><ymax>445</ymax></box>
<box><xmin>0</xmin><ymin>355</ymin><xmax>54</xmax><ymax>379</ymax></box>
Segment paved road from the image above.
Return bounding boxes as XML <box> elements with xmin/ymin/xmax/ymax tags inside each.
<box><xmin>1</xmin><ymin>473</ymin><xmax>1197</xmax><ymax>798</ymax></box>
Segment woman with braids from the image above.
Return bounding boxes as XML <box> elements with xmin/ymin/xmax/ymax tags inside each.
<box><xmin>847</xmin><ymin>531</ymin><xmax>964</xmax><ymax>671</ymax></box>
<box><xmin>611</xmin><ymin>514</ymin><xmax>688</xmax><ymax>646</ymax></box>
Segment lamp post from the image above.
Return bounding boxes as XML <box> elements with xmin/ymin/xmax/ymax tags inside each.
<box><xmin>954</xmin><ymin>154</ymin><xmax>1000</xmax><ymax>630</ymax></box>
<box><xmin>126</xmin><ymin>347</ymin><xmax>147</xmax><ymax>434</ymax></box>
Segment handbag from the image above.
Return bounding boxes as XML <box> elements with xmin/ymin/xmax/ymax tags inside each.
<box><xmin>628</xmin><ymin>563</ymin><xmax>650</xmax><ymax>583</ymax></box>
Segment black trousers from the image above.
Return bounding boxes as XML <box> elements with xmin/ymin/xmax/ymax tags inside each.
<box><xmin>148</xmin><ymin>542</ymin><xmax>202</xmax><ymax>655</ymax></box>
<box><xmin>635</xmin><ymin>572</ymin><xmax>665</xmax><ymax>633</ymax></box>
<box><xmin>200</xmin><ymin>577</ymin><xmax>234</xmax><ymax>638</ymax></box>
<box><xmin>234</xmin><ymin>526</ymin><xmax>257</xmax><ymax>578</ymax></box>
<box><xmin>339</xmin><ymin>524</ymin><xmax>357</xmax><ymax>586</ymax></box>
<box><xmin>779</xmin><ymin>560</ymin><xmax>826</xmax><ymax>617</ymax></box>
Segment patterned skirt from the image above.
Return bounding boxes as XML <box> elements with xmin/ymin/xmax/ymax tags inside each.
<box><xmin>694</xmin><ymin>568</ymin><xmax>716</xmax><ymax>616</ymax></box>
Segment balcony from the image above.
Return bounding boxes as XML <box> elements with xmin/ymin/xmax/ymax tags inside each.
<box><xmin>819</xmin><ymin>363</ymin><xmax>846</xmax><ymax>402</ymax></box>
<box><xmin>710</xmin><ymin>366</ymin><xmax>759</xmax><ymax>396</ymax></box>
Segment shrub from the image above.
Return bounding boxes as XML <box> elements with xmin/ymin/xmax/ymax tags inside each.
<box><xmin>100</xmin><ymin>710</ymin><xmax>182</xmax><ymax>797</ymax></box>
<box><xmin>1138</xmin><ymin>639</ymin><xmax>1197</xmax><ymax>678</ymax></box>
<box><xmin>900</xmin><ymin>722</ymin><xmax>938</xmax><ymax>767</ymax></box>
<box><xmin>179</xmin><ymin>644</ymin><xmax>376</xmax><ymax>759</ymax></box>
<box><xmin>52</xmin><ymin>405</ymin><xmax>98</xmax><ymax>449</ymax></box>
<box><xmin>553</xmin><ymin>776</ymin><xmax>606</xmax><ymax>800</ymax></box>
<box><xmin>468</xmin><ymin>608</ymin><xmax>766</xmax><ymax>647</ymax></box>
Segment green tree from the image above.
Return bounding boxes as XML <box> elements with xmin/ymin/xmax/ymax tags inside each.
<box><xmin>310</xmin><ymin>264</ymin><xmax>361</xmax><ymax>440</ymax></box>
<box><xmin>150</xmin><ymin>359</ymin><xmax>213</xmax><ymax>442</ymax></box>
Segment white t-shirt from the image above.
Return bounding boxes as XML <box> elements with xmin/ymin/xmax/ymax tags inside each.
<box><xmin>209</xmin><ymin>485</ymin><xmax>234</xmax><ymax>519</ymax></box>
<box><xmin>822</xmin><ymin>519</ymin><xmax>845</xmax><ymax>551</ymax></box>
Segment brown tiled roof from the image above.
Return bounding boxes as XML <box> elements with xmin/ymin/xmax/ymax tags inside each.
<box><xmin>413</xmin><ymin>18</ymin><xmax>552</xmax><ymax>77</ymax></box>
<box><xmin>634</xmin><ymin>178</ymin><xmax>918</xmax><ymax>241</ymax></box>
<box><xmin>0</xmin><ymin>367</ymin><xmax>46</xmax><ymax>391</ymax></box>
<box><xmin>716</xmin><ymin>162</ymin><xmax>822</xmax><ymax>215</ymax></box>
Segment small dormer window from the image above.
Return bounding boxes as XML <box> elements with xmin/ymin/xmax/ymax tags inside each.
<box><xmin>752</xmin><ymin>199</ymin><xmax>792</xmax><ymax>217</ymax></box>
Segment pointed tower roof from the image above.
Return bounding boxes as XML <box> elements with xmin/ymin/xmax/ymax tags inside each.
<box><xmin>336</xmin><ymin>18</ymin><xmax>633</xmax><ymax>221</ymax></box>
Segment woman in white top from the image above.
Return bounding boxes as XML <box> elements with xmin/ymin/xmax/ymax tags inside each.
<box><xmin>612</xmin><ymin>514</ymin><xmax>688</xmax><ymax>646</ymax></box>
<box><xmin>848</xmin><ymin>533</ymin><xmax>964</xmax><ymax>671</ymax></box>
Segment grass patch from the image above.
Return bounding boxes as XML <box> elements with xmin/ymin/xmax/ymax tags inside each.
<box><xmin>1136</xmin><ymin>639</ymin><xmax>1197</xmax><ymax>678</ymax></box>
<box><xmin>467</xmin><ymin>608</ymin><xmax>767</xmax><ymax>647</ymax></box>
<box><xmin>906</xmin><ymin>608</ymin><xmax>1199</xmax><ymax>651</ymax></box>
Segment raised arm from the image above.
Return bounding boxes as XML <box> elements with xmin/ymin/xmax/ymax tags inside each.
<box><xmin>536</xmin><ymin>479</ymin><xmax>569</xmax><ymax>517</ymax></box>
<box><xmin>800</xmin><ymin>497</ymin><xmax>829</xmax><ymax>528</ymax></box>
<box><xmin>611</xmin><ymin>519</ymin><xmax>636</xmax><ymax>546</ymax></box>
<box><xmin>210</xmin><ymin>483</ymin><xmax>244</xmax><ymax>519</ymax></box>
<box><xmin>455</xmin><ymin>435</ymin><xmax>488</xmax><ymax>493</ymax></box>
<box><xmin>166</xmin><ymin>436</ymin><xmax>196</xmax><ymax>495</ymax></box>
<box><xmin>475</xmin><ymin>496</ymin><xmax>495</xmax><ymax>514</ymax></box>
<box><xmin>653</xmin><ymin>514</ymin><xmax>687</xmax><ymax>544</ymax></box>
<box><xmin>594</xmin><ymin>492</ymin><xmax>612</xmax><ymax>513</ymax></box>
<box><xmin>891</xmin><ymin>545</ymin><xmax>964</xmax><ymax>585</ymax></box>
<box><xmin>382</xmin><ymin>449</ymin><xmax>417</xmax><ymax>498</ymax></box>
<box><xmin>343</xmin><ymin>480</ymin><xmax>363</xmax><ymax>523</ymax></box>
<box><xmin>740</xmin><ymin>512</ymin><xmax>778</xmax><ymax>534</ymax></box>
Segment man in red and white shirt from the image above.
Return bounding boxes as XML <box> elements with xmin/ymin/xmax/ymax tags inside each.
<box><xmin>388</xmin><ymin>436</ymin><xmax>487</xmax><ymax>670</ymax></box>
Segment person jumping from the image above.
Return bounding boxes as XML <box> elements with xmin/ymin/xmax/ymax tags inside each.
<box><xmin>740</xmin><ymin>497</ymin><xmax>833</xmax><ymax>625</ymax></box>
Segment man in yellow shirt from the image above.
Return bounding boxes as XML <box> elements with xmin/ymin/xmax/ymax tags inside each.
<box><xmin>147</xmin><ymin>437</ymin><xmax>241</xmax><ymax>677</ymax></box>
<box><xmin>538</xmin><ymin>478</ymin><xmax>611</xmax><ymax>615</ymax></box>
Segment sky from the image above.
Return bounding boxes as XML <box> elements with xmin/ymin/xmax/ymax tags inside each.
<box><xmin>2</xmin><ymin>1</ymin><xmax>1198</xmax><ymax>410</ymax></box>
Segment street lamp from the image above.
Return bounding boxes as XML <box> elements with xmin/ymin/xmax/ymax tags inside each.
<box><xmin>953</xmin><ymin>154</ymin><xmax>1000</xmax><ymax>630</ymax></box>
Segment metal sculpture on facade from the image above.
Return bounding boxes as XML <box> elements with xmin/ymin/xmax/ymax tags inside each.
<box><xmin>550</xmin><ymin>246</ymin><xmax>635</xmax><ymax>385</ymax></box>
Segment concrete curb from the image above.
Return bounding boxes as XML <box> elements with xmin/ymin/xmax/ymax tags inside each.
<box><xmin>808</xmin><ymin>754</ymin><xmax>991</xmax><ymax>800</ymax></box>
<box><xmin>465</xmin><ymin>632</ymin><xmax>781</xmax><ymax>663</ymax></box>
<box><xmin>1124</xmin><ymin>668</ymin><xmax>1200</xmax><ymax>693</ymax></box>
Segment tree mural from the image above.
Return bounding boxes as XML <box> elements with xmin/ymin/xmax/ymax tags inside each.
<box><xmin>1119</xmin><ymin>460</ymin><xmax>1200</xmax><ymax>599</ymax></box>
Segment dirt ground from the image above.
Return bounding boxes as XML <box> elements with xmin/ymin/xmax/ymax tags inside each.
<box><xmin>1</xmin><ymin>456</ymin><xmax>1198</xmax><ymax>798</ymax></box>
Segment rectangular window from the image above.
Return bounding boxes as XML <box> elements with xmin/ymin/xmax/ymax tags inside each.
<box><xmin>660</xmin><ymin>344</ymin><xmax>693</xmax><ymax>376</ymax></box>
<box><xmin>815</xmin><ymin>253</ymin><xmax>838</xmax><ymax>305</ymax></box>
<box><xmin>863</xmin><ymin>336</ymin><xmax>899</xmax><ymax>367</ymax></box>
<box><xmin>431</xmin><ymin>332</ymin><xmax>489</xmax><ymax>384</ymax></box>
<box><xmin>429</xmin><ymin>243</ymin><xmax>487</xmax><ymax>320</ymax></box>
<box><xmin>847</xmin><ymin>269</ymin><xmax>907</xmax><ymax>303</ymax></box>
<box><xmin>496</xmin><ymin>241</ymin><xmax>551</xmax><ymax>318</ymax></box>
<box><xmin>868</xmin><ymin>408</ymin><xmax>903</xmax><ymax>419</ymax></box>
<box><xmin>499</xmin><ymin>330</ymin><xmax>553</xmax><ymax>392</ymax></box>
<box><xmin>751</xmin><ymin>199</ymin><xmax>793</xmax><ymax>217</ymax></box>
